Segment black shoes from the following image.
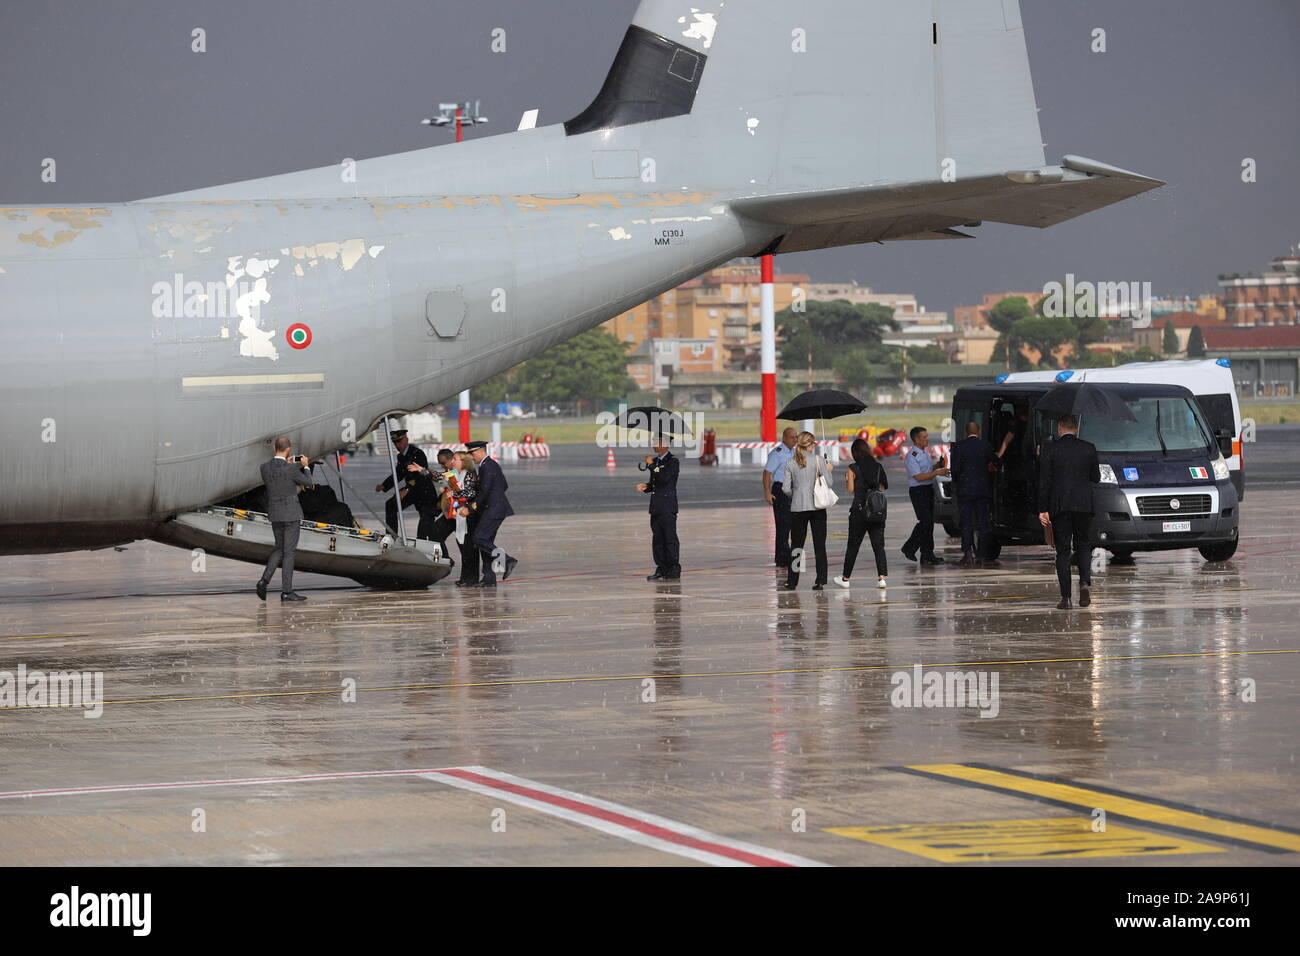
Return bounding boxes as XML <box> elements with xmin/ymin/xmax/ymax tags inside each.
<box><xmin>920</xmin><ymin>555</ymin><xmax>945</xmax><ymax>566</ymax></box>
<box><xmin>256</xmin><ymin>580</ymin><xmax>267</xmax><ymax>601</ymax></box>
<box><xmin>474</xmin><ymin>581</ymin><xmax>497</xmax><ymax>589</ymax></box>
<box><xmin>502</xmin><ymin>556</ymin><xmax>519</xmax><ymax>581</ymax></box>
<box><xmin>281</xmin><ymin>592</ymin><xmax>307</xmax><ymax>602</ymax></box>
<box><xmin>1079</xmin><ymin>586</ymin><xmax>1092</xmax><ymax>608</ymax></box>
<box><xmin>812</xmin><ymin>583</ymin><xmax>825</xmax><ymax>591</ymax></box>
<box><xmin>957</xmin><ymin>549</ymin><xmax>976</xmax><ymax>568</ymax></box>
<box><xmin>901</xmin><ymin>546</ymin><xmax>918</xmax><ymax>563</ymax></box>
<box><xmin>1056</xmin><ymin>597</ymin><xmax>1072</xmax><ymax>610</ymax></box>
<box><xmin>647</xmin><ymin>572</ymin><xmax>663</xmax><ymax>581</ymax></box>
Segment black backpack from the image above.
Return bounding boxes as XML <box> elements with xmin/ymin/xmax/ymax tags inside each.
<box><xmin>860</xmin><ymin>461</ymin><xmax>888</xmax><ymax>521</ymax></box>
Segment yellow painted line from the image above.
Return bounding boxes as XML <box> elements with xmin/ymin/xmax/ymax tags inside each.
<box><xmin>2</xmin><ymin>634</ymin><xmax>82</xmax><ymax>640</ymax></box>
<box><xmin>827</xmin><ymin>817</ymin><xmax>1222</xmax><ymax>862</ymax></box>
<box><xmin>904</xmin><ymin>764</ymin><xmax>1300</xmax><ymax>854</ymax></box>
<box><xmin>1</xmin><ymin>648</ymin><xmax>1294</xmax><ymax>712</ymax></box>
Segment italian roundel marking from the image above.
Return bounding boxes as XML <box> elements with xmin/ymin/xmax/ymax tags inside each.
<box><xmin>286</xmin><ymin>323</ymin><xmax>312</xmax><ymax>349</ymax></box>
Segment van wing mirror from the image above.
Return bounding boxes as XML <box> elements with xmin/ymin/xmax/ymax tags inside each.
<box><xmin>1213</xmin><ymin>428</ymin><xmax>1233</xmax><ymax>457</ymax></box>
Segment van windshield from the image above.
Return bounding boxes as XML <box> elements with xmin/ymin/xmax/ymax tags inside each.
<box><xmin>1079</xmin><ymin>397</ymin><xmax>1213</xmax><ymax>456</ymax></box>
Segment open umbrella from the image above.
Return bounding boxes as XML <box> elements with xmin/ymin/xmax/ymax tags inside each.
<box><xmin>615</xmin><ymin>405</ymin><xmax>694</xmax><ymax>438</ymax></box>
<box><xmin>776</xmin><ymin>388</ymin><xmax>868</xmax><ymax>456</ymax></box>
<box><xmin>1035</xmin><ymin>382</ymin><xmax>1137</xmax><ymax>421</ymax></box>
<box><xmin>776</xmin><ymin>388</ymin><xmax>868</xmax><ymax>422</ymax></box>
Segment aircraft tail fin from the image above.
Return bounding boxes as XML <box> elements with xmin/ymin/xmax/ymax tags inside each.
<box><xmin>570</xmin><ymin>0</ymin><xmax>1046</xmax><ymax>188</ymax></box>
<box><xmin>567</xmin><ymin>0</ymin><xmax>1159</xmax><ymax>249</ymax></box>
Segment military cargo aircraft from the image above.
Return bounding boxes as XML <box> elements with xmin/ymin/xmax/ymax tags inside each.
<box><xmin>0</xmin><ymin>0</ymin><xmax>1161</xmax><ymax>556</ymax></box>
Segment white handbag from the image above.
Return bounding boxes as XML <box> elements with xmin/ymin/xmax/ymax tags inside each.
<box><xmin>812</xmin><ymin>459</ymin><xmax>838</xmax><ymax>509</ymax></box>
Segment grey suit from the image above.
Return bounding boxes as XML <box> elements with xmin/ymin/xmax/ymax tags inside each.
<box><xmin>258</xmin><ymin>456</ymin><xmax>312</xmax><ymax>593</ymax></box>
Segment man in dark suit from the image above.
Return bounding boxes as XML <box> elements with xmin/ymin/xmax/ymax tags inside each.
<box><xmin>950</xmin><ymin>421</ymin><xmax>997</xmax><ymax>567</ymax></box>
<box><xmin>466</xmin><ymin>440</ymin><xmax>518</xmax><ymax>587</ymax></box>
<box><xmin>636</xmin><ymin>436</ymin><xmax>680</xmax><ymax>580</ymax></box>
<box><xmin>406</xmin><ymin>447</ymin><xmax>458</xmax><ymax>547</ymax></box>
<box><xmin>1037</xmin><ymin>414</ymin><xmax>1102</xmax><ymax>609</ymax></box>
<box><xmin>374</xmin><ymin>429</ymin><xmax>428</xmax><ymax>539</ymax></box>
<box><xmin>256</xmin><ymin>436</ymin><xmax>314</xmax><ymax>602</ymax></box>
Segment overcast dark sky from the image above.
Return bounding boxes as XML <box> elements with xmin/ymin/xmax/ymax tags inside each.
<box><xmin>2</xmin><ymin>0</ymin><xmax>1296</xmax><ymax>316</ymax></box>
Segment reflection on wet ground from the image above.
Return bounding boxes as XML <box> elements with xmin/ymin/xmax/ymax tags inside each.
<box><xmin>0</xmin><ymin>491</ymin><xmax>1296</xmax><ymax>865</ymax></box>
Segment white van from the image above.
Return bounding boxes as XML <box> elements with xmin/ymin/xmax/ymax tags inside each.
<box><xmin>998</xmin><ymin>358</ymin><xmax>1245</xmax><ymax>499</ymax></box>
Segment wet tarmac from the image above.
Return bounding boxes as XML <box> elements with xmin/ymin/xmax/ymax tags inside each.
<box><xmin>1</xmin><ymin>485</ymin><xmax>1298</xmax><ymax>866</ymax></box>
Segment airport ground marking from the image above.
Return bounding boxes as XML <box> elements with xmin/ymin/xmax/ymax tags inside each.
<box><xmin>891</xmin><ymin>763</ymin><xmax>1300</xmax><ymax>854</ymax></box>
<box><xmin>0</xmin><ymin>765</ymin><xmax>823</xmax><ymax>867</ymax></box>
<box><xmin>422</xmin><ymin>767</ymin><xmax>826</xmax><ymax>867</ymax></box>
<box><xmin>2</xmin><ymin>648</ymin><xmax>1294</xmax><ymax>711</ymax></box>
<box><xmin>826</xmin><ymin>817</ymin><xmax>1223</xmax><ymax>862</ymax></box>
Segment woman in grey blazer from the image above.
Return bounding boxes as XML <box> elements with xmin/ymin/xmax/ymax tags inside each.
<box><xmin>777</xmin><ymin>431</ymin><xmax>833</xmax><ymax>590</ymax></box>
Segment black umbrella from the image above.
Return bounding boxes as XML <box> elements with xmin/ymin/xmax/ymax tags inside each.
<box><xmin>1035</xmin><ymin>382</ymin><xmax>1137</xmax><ymax>421</ymax></box>
<box><xmin>776</xmin><ymin>389</ymin><xmax>868</xmax><ymax>422</ymax></box>
<box><xmin>615</xmin><ymin>405</ymin><xmax>694</xmax><ymax>438</ymax></box>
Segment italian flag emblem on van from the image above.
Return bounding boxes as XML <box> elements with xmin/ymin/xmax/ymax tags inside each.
<box><xmin>1188</xmin><ymin>466</ymin><xmax>1209</xmax><ymax>479</ymax></box>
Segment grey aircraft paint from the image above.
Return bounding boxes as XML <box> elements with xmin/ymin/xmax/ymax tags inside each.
<box><xmin>0</xmin><ymin>0</ymin><xmax>1161</xmax><ymax>555</ymax></box>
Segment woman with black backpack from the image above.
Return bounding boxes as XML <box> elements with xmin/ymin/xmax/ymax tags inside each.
<box><xmin>834</xmin><ymin>438</ymin><xmax>889</xmax><ymax>590</ymax></box>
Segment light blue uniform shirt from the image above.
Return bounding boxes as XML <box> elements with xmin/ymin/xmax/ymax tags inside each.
<box><xmin>764</xmin><ymin>443</ymin><xmax>795</xmax><ymax>487</ymax></box>
<box><xmin>905</xmin><ymin>445</ymin><xmax>935</xmax><ymax>487</ymax></box>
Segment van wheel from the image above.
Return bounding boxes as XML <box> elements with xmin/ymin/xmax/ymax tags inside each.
<box><xmin>1198</xmin><ymin>541</ymin><xmax>1239</xmax><ymax>562</ymax></box>
<box><xmin>942</xmin><ymin>521</ymin><xmax>962</xmax><ymax>538</ymax></box>
<box><xmin>1109</xmin><ymin>549</ymin><xmax>1135</xmax><ymax>565</ymax></box>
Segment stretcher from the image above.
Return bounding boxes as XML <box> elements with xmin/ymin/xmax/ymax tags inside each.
<box><xmin>150</xmin><ymin>506</ymin><xmax>453</xmax><ymax>589</ymax></box>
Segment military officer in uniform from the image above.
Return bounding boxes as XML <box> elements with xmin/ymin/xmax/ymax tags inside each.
<box><xmin>466</xmin><ymin>440</ymin><xmax>518</xmax><ymax>587</ymax></box>
<box><xmin>900</xmin><ymin>426</ymin><xmax>949</xmax><ymax>565</ymax></box>
<box><xmin>636</xmin><ymin>435</ymin><xmax>680</xmax><ymax>580</ymax></box>
<box><xmin>374</xmin><ymin>429</ymin><xmax>428</xmax><ymax>538</ymax></box>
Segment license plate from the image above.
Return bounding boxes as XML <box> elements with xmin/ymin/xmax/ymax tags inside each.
<box><xmin>1162</xmin><ymin>520</ymin><xmax>1192</xmax><ymax>533</ymax></box>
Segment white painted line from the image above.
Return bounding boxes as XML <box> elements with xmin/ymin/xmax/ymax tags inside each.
<box><xmin>0</xmin><ymin>767</ymin><xmax>453</xmax><ymax>800</ymax></box>
<box><xmin>1</xmin><ymin>765</ymin><xmax>828</xmax><ymax>867</ymax></box>
<box><xmin>423</xmin><ymin>766</ymin><xmax>828</xmax><ymax>867</ymax></box>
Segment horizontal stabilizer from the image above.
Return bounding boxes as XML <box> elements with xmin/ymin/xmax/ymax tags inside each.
<box><xmin>732</xmin><ymin>157</ymin><xmax>1164</xmax><ymax>252</ymax></box>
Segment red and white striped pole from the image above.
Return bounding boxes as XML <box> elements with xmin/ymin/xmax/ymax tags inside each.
<box><xmin>455</xmin><ymin>107</ymin><xmax>469</xmax><ymax>442</ymax></box>
<box><xmin>759</xmin><ymin>254</ymin><xmax>777</xmax><ymax>443</ymax></box>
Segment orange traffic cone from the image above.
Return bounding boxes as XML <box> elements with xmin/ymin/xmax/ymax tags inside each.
<box><xmin>605</xmin><ymin>447</ymin><xmax>616</xmax><ymax>469</ymax></box>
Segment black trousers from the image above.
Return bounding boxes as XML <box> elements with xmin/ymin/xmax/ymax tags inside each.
<box><xmin>650</xmin><ymin>511</ymin><xmax>680</xmax><ymax>575</ymax></box>
<box><xmin>844</xmin><ymin>507</ymin><xmax>887</xmax><ymax>578</ymax></box>
<box><xmin>771</xmin><ymin>486</ymin><xmax>792</xmax><ymax>566</ymax></box>
<box><xmin>473</xmin><ymin>514</ymin><xmax>513</xmax><ymax>584</ymax></box>
<box><xmin>787</xmin><ymin>509</ymin><xmax>828</xmax><ymax>587</ymax></box>
<box><xmin>457</xmin><ymin>513</ymin><xmax>481</xmax><ymax>583</ymax></box>
<box><xmin>260</xmin><ymin>520</ymin><xmax>301</xmax><ymax>593</ymax></box>
<box><xmin>419</xmin><ymin>512</ymin><xmax>455</xmax><ymax>548</ymax></box>
<box><xmin>384</xmin><ymin>494</ymin><xmax>416</xmax><ymax>538</ymax></box>
<box><xmin>903</xmin><ymin>485</ymin><xmax>936</xmax><ymax>558</ymax></box>
<box><xmin>958</xmin><ymin>495</ymin><xmax>992</xmax><ymax>555</ymax></box>
<box><xmin>1051</xmin><ymin>511</ymin><xmax>1094</xmax><ymax>598</ymax></box>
